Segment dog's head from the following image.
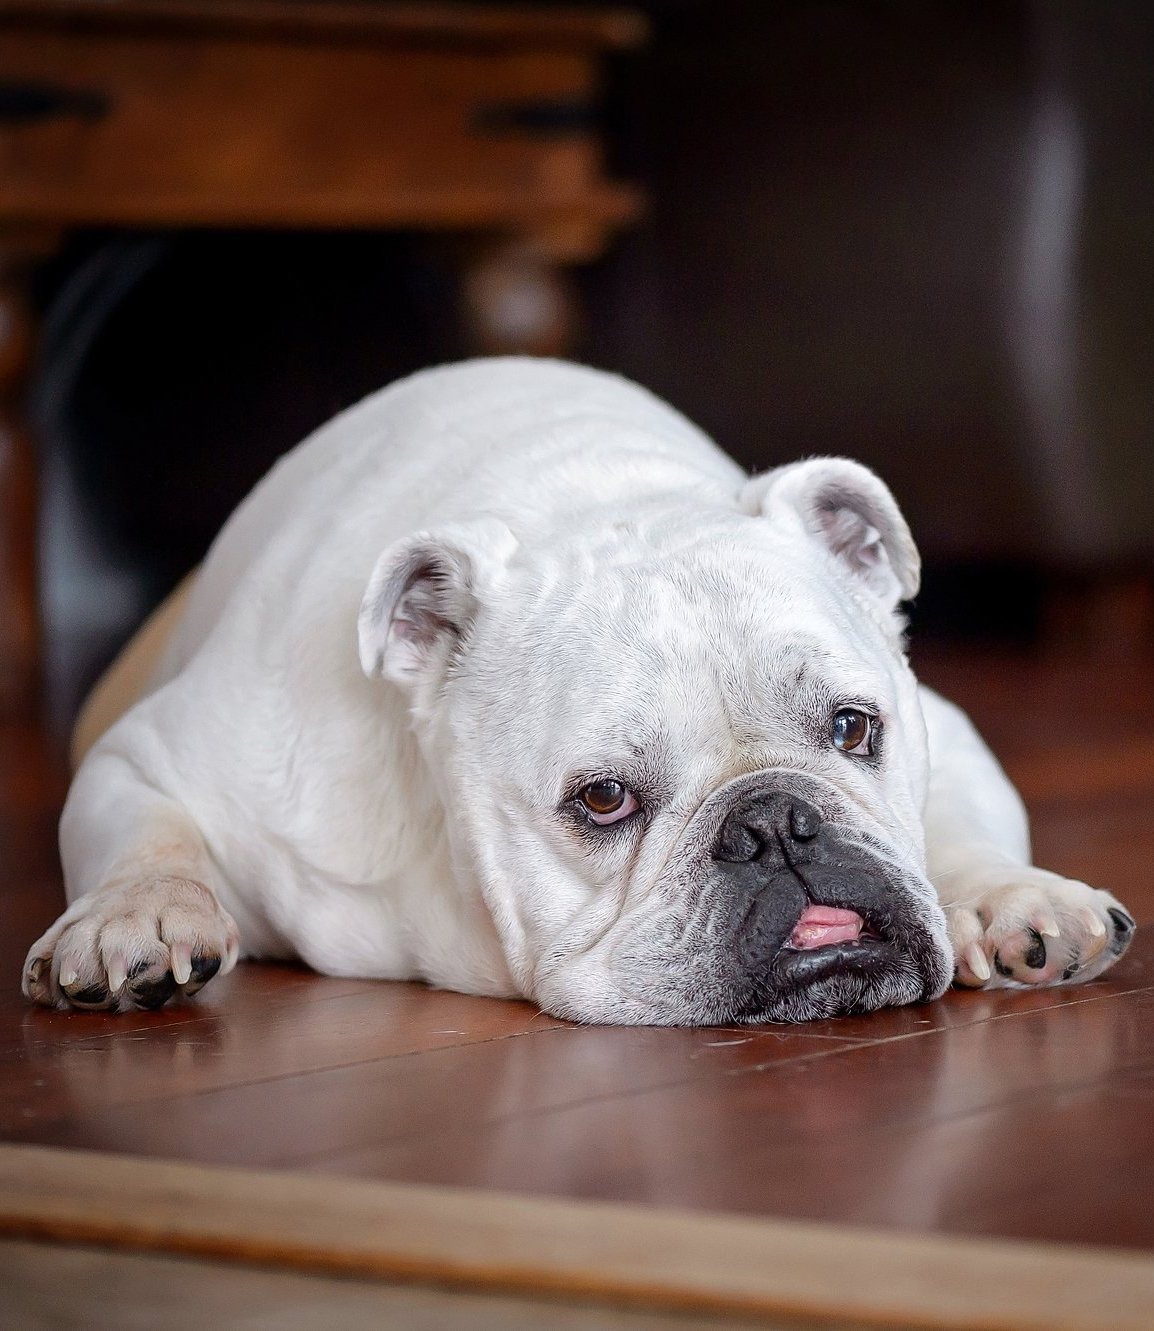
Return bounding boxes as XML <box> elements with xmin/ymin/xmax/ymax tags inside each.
<box><xmin>359</xmin><ymin>457</ymin><xmax>952</xmax><ymax>1023</ymax></box>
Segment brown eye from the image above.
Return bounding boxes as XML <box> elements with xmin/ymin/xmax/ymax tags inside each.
<box><xmin>578</xmin><ymin>780</ymin><xmax>640</xmax><ymax>826</ymax></box>
<box><xmin>832</xmin><ymin>708</ymin><xmax>874</xmax><ymax>756</ymax></box>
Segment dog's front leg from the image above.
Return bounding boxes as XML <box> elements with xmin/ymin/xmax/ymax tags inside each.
<box><xmin>919</xmin><ymin>686</ymin><xmax>1135</xmax><ymax>989</ymax></box>
<box><xmin>23</xmin><ymin>749</ymin><xmax>238</xmax><ymax>1011</ymax></box>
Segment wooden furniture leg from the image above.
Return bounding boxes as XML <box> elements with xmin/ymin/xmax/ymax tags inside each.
<box><xmin>0</xmin><ymin>235</ymin><xmax>49</xmax><ymax>714</ymax></box>
<box><xmin>457</xmin><ymin>222</ymin><xmax>618</xmax><ymax>358</ymax></box>
<box><xmin>458</xmin><ymin>236</ymin><xmax>576</xmax><ymax>358</ymax></box>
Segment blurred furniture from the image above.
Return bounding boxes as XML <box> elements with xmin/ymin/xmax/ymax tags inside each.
<box><xmin>0</xmin><ymin>0</ymin><xmax>646</xmax><ymax>711</ymax></box>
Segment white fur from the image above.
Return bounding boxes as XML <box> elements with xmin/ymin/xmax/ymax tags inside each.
<box><xmin>25</xmin><ymin>359</ymin><xmax>1134</xmax><ymax>1018</ymax></box>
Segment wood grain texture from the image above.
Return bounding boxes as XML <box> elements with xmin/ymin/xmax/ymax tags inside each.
<box><xmin>2</xmin><ymin>1142</ymin><xmax>1153</xmax><ymax>1331</ymax></box>
<box><xmin>0</xmin><ymin>29</ymin><xmax>641</xmax><ymax>230</ymax></box>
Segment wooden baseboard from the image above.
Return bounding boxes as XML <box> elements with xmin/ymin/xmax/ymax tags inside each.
<box><xmin>0</xmin><ymin>1144</ymin><xmax>1149</xmax><ymax>1330</ymax></box>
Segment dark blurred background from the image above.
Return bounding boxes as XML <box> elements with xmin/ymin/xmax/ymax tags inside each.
<box><xmin>17</xmin><ymin>0</ymin><xmax>1154</xmax><ymax>719</ymax></box>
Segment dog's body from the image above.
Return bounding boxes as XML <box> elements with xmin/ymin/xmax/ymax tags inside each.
<box><xmin>25</xmin><ymin>360</ymin><xmax>1134</xmax><ymax>1020</ymax></box>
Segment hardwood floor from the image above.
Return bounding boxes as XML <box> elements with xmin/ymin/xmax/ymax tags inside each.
<box><xmin>2</xmin><ymin>645</ymin><xmax>1153</xmax><ymax>1254</ymax></box>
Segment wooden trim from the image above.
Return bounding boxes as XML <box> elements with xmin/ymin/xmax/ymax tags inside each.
<box><xmin>0</xmin><ymin>1238</ymin><xmax>784</xmax><ymax>1331</ymax></box>
<box><xmin>0</xmin><ymin>1</ymin><xmax>650</xmax><ymax>49</ymax></box>
<box><xmin>1</xmin><ymin>1144</ymin><xmax>1151</xmax><ymax>1330</ymax></box>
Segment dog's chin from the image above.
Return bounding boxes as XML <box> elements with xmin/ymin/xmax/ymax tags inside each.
<box><xmin>730</xmin><ymin>936</ymin><xmax>950</xmax><ymax>1024</ymax></box>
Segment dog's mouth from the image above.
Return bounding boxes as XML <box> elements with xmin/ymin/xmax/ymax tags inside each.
<box><xmin>752</xmin><ymin>899</ymin><xmax>909</xmax><ymax>1008</ymax></box>
<box><xmin>786</xmin><ymin>903</ymin><xmax>872</xmax><ymax>950</ymax></box>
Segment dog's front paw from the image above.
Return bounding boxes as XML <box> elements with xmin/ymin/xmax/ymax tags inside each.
<box><xmin>22</xmin><ymin>876</ymin><xmax>239</xmax><ymax>1011</ymax></box>
<box><xmin>946</xmin><ymin>869</ymin><xmax>1135</xmax><ymax>990</ymax></box>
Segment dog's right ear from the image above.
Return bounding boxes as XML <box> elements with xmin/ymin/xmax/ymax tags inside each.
<box><xmin>739</xmin><ymin>457</ymin><xmax>919</xmax><ymax>610</ymax></box>
<box><xmin>358</xmin><ymin>518</ymin><xmax>518</xmax><ymax>686</ymax></box>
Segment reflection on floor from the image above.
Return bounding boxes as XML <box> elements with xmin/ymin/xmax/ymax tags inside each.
<box><xmin>2</xmin><ymin>645</ymin><xmax>1153</xmax><ymax>1250</ymax></box>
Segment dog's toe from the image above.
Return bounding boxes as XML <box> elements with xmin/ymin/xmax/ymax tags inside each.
<box><xmin>22</xmin><ymin>953</ymin><xmax>56</xmax><ymax>1007</ymax></box>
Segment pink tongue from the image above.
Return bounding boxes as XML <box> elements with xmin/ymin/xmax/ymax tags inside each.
<box><xmin>789</xmin><ymin>904</ymin><xmax>864</xmax><ymax>950</ymax></box>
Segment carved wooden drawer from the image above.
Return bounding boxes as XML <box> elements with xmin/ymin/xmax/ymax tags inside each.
<box><xmin>0</xmin><ymin>6</ymin><xmax>642</xmax><ymax>230</ymax></box>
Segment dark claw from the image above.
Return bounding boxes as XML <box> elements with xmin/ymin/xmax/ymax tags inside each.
<box><xmin>127</xmin><ymin>969</ymin><xmax>178</xmax><ymax>1010</ymax></box>
<box><xmin>190</xmin><ymin>954</ymin><xmax>220</xmax><ymax>984</ymax></box>
<box><xmin>1108</xmin><ymin>907</ymin><xmax>1136</xmax><ymax>957</ymax></box>
<box><xmin>1108</xmin><ymin>907</ymin><xmax>1136</xmax><ymax>937</ymax></box>
<box><xmin>993</xmin><ymin>950</ymin><xmax>1015</xmax><ymax>979</ymax></box>
<box><xmin>1023</xmin><ymin>928</ymin><xmax>1047</xmax><ymax>970</ymax></box>
<box><xmin>183</xmin><ymin>954</ymin><xmax>221</xmax><ymax>995</ymax></box>
<box><xmin>66</xmin><ymin>982</ymin><xmax>111</xmax><ymax>1008</ymax></box>
<box><xmin>1063</xmin><ymin>954</ymin><xmax>1082</xmax><ymax>981</ymax></box>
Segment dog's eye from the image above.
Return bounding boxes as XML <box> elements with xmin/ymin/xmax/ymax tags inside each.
<box><xmin>832</xmin><ymin>708</ymin><xmax>875</xmax><ymax>756</ymax></box>
<box><xmin>577</xmin><ymin>780</ymin><xmax>640</xmax><ymax>826</ymax></box>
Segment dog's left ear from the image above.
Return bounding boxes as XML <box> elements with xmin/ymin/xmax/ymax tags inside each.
<box><xmin>740</xmin><ymin>457</ymin><xmax>920</xmax><ymax>608</ymax></box>
<box><xmin>358</xmin><ymin>517</ymin><xmax>518</xmax><ymax>686</ymax></box>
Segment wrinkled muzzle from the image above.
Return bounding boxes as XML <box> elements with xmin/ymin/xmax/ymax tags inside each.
<box><xmin>704</xmin><ymin>777</ymin><xmax>952</xmax><ymax>1022</ymax></box>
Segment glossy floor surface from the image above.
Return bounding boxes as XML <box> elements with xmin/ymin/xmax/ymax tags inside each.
<box><xmin>3</xmin><ymin>646</ymin><xmax>1153</xmax><ymax>1251</ymax></box>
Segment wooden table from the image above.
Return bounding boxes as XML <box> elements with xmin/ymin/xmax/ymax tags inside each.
<box><xmin>0</xmin><ymin>0</ymin><xmax>645</xmax><ymax>711</ymax></box>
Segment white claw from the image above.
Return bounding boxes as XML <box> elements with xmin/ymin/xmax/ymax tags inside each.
<box><xmin>170</xmin><ymin>943</ymin><xmax>192</xmax><ymax>986</ymax></box>
<box><xmin>965</xmin><ymin>943</ymin><xmax>992</xmax><ymax>982</ymax></box>
<box><xmin>106</xmin><ymin>954</ymin><xmax>128</xmax><ymax>994</ymax></box>
<box><xmin>1034</xmin><ymin>911</ymin><xmax>1061</xmax><ymax>939</ymax></box>
<box><xmin>223</xmin><ymin>935</ymin><xmax>239</xmax><ymax>974</ymax></box>
<box><xmin>1083</xmin><ymin>909</ymin><xmax>1107</xmax><ymax>938</ymax></box>
<box><xmin>59</xmin><ymin>966</ymin><xmax>78</xmax><ymax>988</ymax></box>
<box><xmin>1082</xmin><ymin>921</ymin><xmax>1109</xmax><ymax>961</ymax></box>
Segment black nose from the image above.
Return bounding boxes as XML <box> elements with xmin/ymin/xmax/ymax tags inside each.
<box><xmin>712</xmin><ymin>792</ymin><xmax>823</xmax><ymax>864</ymax></box>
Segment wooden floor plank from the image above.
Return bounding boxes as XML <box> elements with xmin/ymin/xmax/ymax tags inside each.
<box><xmin>306</xmin><ymin>971</ymin><xmax>1154</xmax><ymax>1246</ymax></box>
<box><xmin>0</xmin><ymin>980</ymin><xmax>568</xmax><ymax>1128</ymax></box>
<box><xmin>2</xmin><ymin>1020</ymin><xmax>867</xmax><ymax>1162</ymax></box>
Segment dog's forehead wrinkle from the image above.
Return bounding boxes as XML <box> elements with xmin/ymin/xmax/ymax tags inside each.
<box><xmin>463</xmin><ymin>580</ymin><xmax>897</xmax><ymax>790</ymax></box>
<box><xmin>512</xmin><ymin>537</ymin><xmax>883</xmax><ymax>684</ymax></box>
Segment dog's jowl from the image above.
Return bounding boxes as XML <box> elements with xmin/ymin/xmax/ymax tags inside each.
<box><xmin>25</xmin><ymin>360</ymin><xmax>1135</xmax><ymax>1021</ymax></box>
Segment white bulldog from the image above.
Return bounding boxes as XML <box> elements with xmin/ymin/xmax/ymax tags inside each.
<box><xmin>24</xmin><ymin>359</ymin><xmax>1134</xmax><ymax>1021</ymax></box>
